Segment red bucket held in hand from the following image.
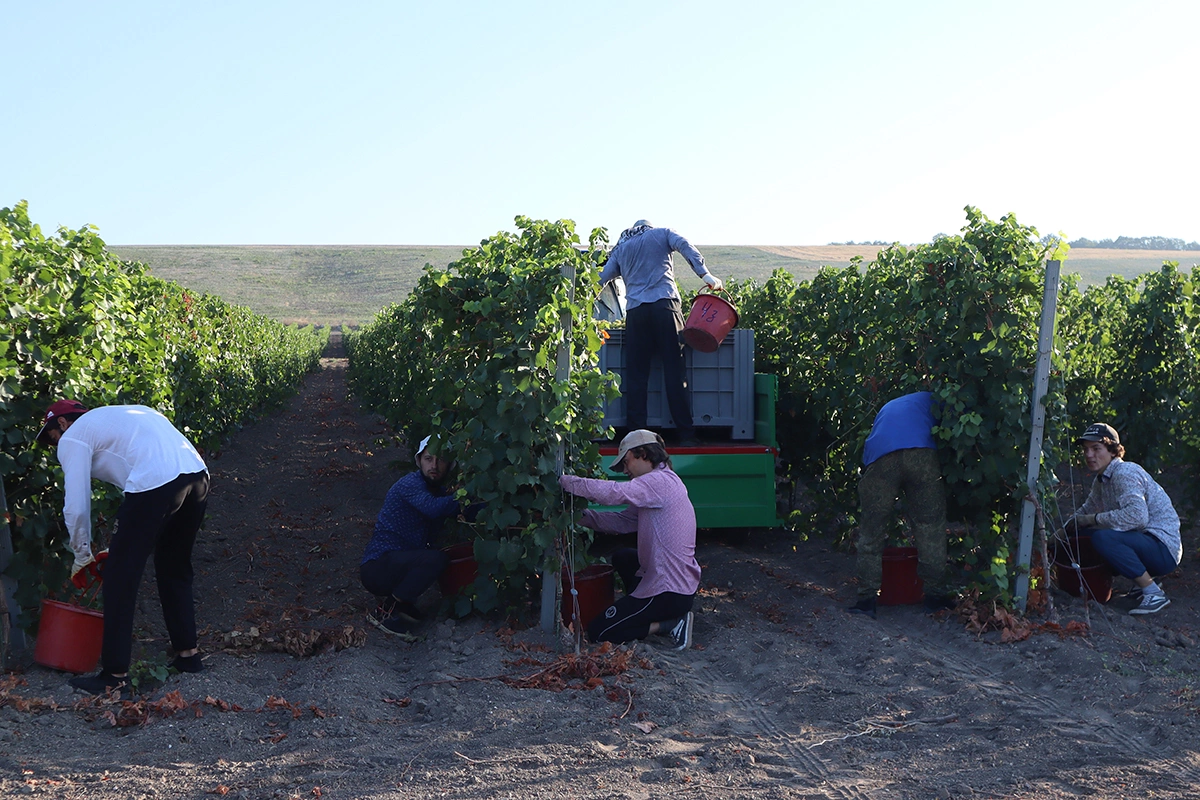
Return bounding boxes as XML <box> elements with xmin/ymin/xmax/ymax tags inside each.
<box><xmin>682</xmin><ymin>289</ymin><xmax>739</xmax><ymax>353</ymax></box>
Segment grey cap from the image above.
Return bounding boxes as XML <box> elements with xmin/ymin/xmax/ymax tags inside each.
<box><xmin>610</xmin><ymin>429</ymin><xmax>662</xmax><ymax>470</ymax></box>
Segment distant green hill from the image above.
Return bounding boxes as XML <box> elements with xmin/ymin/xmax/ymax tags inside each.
<box><xmin>112</xmin><ymin>244</ymin><xmax>1200</xmax><ymax>328</ymax></box>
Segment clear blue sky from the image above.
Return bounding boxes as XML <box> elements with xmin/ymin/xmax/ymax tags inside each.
<box><xmin>4</xmin><ymin>1</ymin><xmax>1197</xmax><ymax>246</ymax></box>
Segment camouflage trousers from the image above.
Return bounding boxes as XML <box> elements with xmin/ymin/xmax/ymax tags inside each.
<box><xmin>856</xmin><ymin>447</ymin><xmax>947</xmax><ymax>599</ymax></box>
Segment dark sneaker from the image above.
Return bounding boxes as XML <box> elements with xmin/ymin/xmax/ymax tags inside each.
<box><xmin>68</xmin><ymin>671</ymin><xmax>130</xmax><ymax>697</ymax></box>
<box><xmin>170</xmin><ymin>653</ymin><xmax>204</xmax><ymax>674</ymax></box>
<box><xmin>372</xmin><ymin>596</ymin><xmax>398</xmax><ymax>618</ymax></box>
<box><xmin>924</xmin><ymin>594</ymin><xmax>956</xmax><ymax>614</ymax></box>
<box><xmin>394</xmin><ymin>601</ymin><xmax>424</xmax><ymax>624</ymax></box>
<box><xmin>1130</xmin><ymin>592</ymin><xmax>1170</xmax><ymax>615</ymax></box>
<box><xmin>368</xmin><ymin>610</ymin><xmax>421</xmax><ymax>642</ymax></box>
<box><xmin>668</xmin><ymin>612</ymin><xmax>694</xmax><ymax>650</ymax></box>
<box><xmin>848</xmin><ymin>597</ymin><xmax>877</xmax><ymax>619</ymax></box>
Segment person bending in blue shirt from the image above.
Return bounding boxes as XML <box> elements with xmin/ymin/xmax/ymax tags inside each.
<box><xmin>600</xmin><ymin>220</ymin><xmax>724</xmax><ymax>445</ymax></box>
<box><xmin>361</xmin><ymin>435</ymin><xmax>474</xmax><ymax>640</ymax></box>
<box><xmin>850</xmin><ymin>392</ymin><xmax>953</xmax><ymax>618</ymax></box>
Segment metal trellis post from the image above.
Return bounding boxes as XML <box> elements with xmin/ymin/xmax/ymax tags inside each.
<box><xmin>1</xmin><ymin>476</ymin><xmax>28</xmax><ymax>666</ymax></box>
<box><xmin>1015</xmin><ymin>259</ymin><xmax>1061</xmax><ymax>613</ymax></box>
<box><xmin>541</xmin><ymin>261</ymin><xmax>575</xmax><ymax>634</ymax></box>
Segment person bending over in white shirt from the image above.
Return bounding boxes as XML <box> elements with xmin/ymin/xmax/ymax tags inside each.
<box><xmin>36</xmin><ymin>400</ymin><xmax>210</xmax><ymax>695</ymax></box>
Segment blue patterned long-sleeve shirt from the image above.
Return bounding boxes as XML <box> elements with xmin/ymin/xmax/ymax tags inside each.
<box><xmin>361</xmin><ymin>471</ymin><xmax>461</xmax><ymax>565</ymax></box>
<box><xmin>1080</xmin><ymin>458</ymin><xmax>1182</xmax><ymax>564</ymax></box>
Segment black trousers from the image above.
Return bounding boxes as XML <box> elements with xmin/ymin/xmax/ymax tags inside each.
<box><xmin>102</xmin><ymin>471</ymin><xmax>209</xmax><ymax>674</ymax></box>
<box><xmin>587</xmin><ymin>546</ymin><xmax>694</xmax><ymax>644</ymax></box>
<box><xmin>360</xmin><ymin>548</ymin><xmax>449</xmax><ymax>602</ymax></box>
<box><xmin>624</xmin><ymin>298</ymin><xmax>695</xmax><ymax>438</ymax></box>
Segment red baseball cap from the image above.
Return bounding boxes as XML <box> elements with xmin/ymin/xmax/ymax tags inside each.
<box><xmin>36</xmin><ymin>400</ymin><xmax>89</xmax><ymax>445</ymax></box>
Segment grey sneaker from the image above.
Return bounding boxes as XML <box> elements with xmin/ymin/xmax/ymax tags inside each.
<box><xmin>1129</xmin><ymin>592</ymin><xmax>1170</xmax><ymax>615</ymax></box>
<box><xmin>668</xmin><ymin>612</ymin><xmax>694</xmax><ymax>650</ymax></box>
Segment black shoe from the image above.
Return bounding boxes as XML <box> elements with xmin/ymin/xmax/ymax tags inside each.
<box><xmin>849</xmin><ymin>597</ymin><xmax>877</xmax><ymax>619</ymax></box>
<box><xmin>667</xmin><ymin>612</ymin><xmax>694</xmax><ymax>650</ymax></box>
<box><xmin>394</xmin><ymin>601</ymin><xmax>424</xmax><ymax>624</ymax></box>
<box><xmin>170</xmin><ymin>653</ymin><xmax>205</xmax><ymax>674</ymax></box>
<box><xmin>68</xmin><ymin>671</ymin><xmax>130</xmax><ymax>697</ymax></box>
<box><xmin>924</xmin><ymin>594</ymin><xmax>956</xmax><ymax>614</ymax></box>
<box><xmin>368</xmin><ymin>609</ymin><xmax>421</xmax><ymax>642</ymax></box>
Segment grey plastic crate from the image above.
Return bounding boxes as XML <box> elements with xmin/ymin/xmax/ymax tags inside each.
<box><xmin>598</xmin><ymin>328</ymin><xmax>755</xmax><ymax>439</ymax></box>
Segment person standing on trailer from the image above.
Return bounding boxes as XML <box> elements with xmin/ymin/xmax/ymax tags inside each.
<box><xmin>559</xmin><ymin>429</ymin><xmax>699</xmax><ymax>650</ymax></box>
<box><xmin>1061</xmin><ymin>423</ymin><xmax>1181</xmax><ymax>615</ymax></box>
<box><xmin>850</xmin><ymin>391</ymin><xmax>954</xmax><ymax>619</ymax></box>
<box><xmin>37</xmin><ymin>400</ymin><xmax>210</xmax><ymax>695</ymax></box>
<box><xmin>600</xmin><ymin>220</ymin><xmax>723</xmax><ymax>446</ymax></box>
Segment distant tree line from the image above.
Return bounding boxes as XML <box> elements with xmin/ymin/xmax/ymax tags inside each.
<box><xmin>827</xmin><ymin>240</ymin><xmax>893</xmax><ymax>246</ymax></box>
<box><xmin>1069</xmin><ymin>235</ymin><xmax>1200</xmax><ymax>250</ymax></box>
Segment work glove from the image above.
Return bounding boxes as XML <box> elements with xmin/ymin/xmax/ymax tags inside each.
<box><xmin>1065</xmin><ymin>514</ymin><xmax>1097</xmax><ymax>534</ymax></box>
<box><xmin>70</xmin><ymin>555</ymin><xmax>95</xmax><ymax>589</ymax></box>
<box><xmin>702</xmin><ymin>274</ymin><xmax>724</xmax><ymax>292</ymax></box>
<box><xmin>70</xmin><ymin>549</ymin><xmax>108</xmax><ymax>589</ymax></box>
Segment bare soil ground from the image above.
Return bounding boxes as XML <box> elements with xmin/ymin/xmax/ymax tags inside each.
<box><xmin>4</xmin><ymin>341</ymin><xmax>1200</xmax><ymax>799</ymax></box>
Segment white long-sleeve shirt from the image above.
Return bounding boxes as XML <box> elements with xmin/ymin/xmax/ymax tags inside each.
<box><xmin>56</xmin><ymin>405</ymin><xmax>207</xmax><ymax>564</ymax></box>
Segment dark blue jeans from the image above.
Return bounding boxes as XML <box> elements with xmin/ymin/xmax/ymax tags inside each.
<box><xmin>1090</xmin><ymin>528</ymin><xmax>1176</xmax><ymax>580</ymax></box>
<box><xmin>360</xmin><ymin>548</ymin><xmax>449</xmax><ymax>602</ymax></box>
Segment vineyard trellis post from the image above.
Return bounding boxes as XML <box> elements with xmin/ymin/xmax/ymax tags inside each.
<box><xmin>0</xmin><ymin>475</ymin><xmax>28</xmax><ymax>666</ymax></box>
<box><xmin>541</xmin><ymin>260</ymin><xmax>575</xmax><ymax>634</ymax></box>
<box><xmin>1014</xmin><ymin>259</ymin><xmax>1061</xmax><ymax>612</ymax></box>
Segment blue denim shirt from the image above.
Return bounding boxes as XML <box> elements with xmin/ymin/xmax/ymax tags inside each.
<box><xmin>599</xmin><ymin>227</ymin><xmax>709</xmax><ymax>311</ymax></box>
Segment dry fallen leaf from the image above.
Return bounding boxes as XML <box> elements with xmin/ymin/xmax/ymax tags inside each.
<box><xmin>632</xmin><ymin>720</ymin><xmax>657</xmax><ymax>733</ymax></box>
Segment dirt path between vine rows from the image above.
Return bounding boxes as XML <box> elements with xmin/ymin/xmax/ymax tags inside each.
<box><xmin>4</xmin><ymin>336</ymin><xmax>1200</xmax><ymax>799</ymax></box>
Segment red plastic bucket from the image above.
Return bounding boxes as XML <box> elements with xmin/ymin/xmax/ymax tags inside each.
<box><xmin>560</xmin><ymin>564</ymin><xmax>615</xmax><ymax>629</ymax></box>
<box><xmin>1051</xmin><ymin>534</ymin><xmax>1113</xmax><ymax>603</ymax></box>
<box><xmin>438</xmin><ymin>543</ymin><xmax>479</xmax><ymax>596</ymax></box>
<box><xmin>879</xmin><ymin>546</ymin><xmax>924</xmax><ymax>605</ymax></box>
<box><xmin>682</xmin><ymin>291</ymin><xmax>739</xmax><ymax>353</ymax></box>
<box><xmin>34</xmin><ymin>599</ymin><xmax>104</xmax><ymax>674</ymax></box>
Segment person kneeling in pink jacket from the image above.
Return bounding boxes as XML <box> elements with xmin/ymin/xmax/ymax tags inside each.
<box><xmin>558</xmin><ymin>430</ymin><xmax>700</xmax><ymax>650</ymax></box>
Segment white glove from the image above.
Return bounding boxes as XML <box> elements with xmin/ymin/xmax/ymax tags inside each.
<box><xmin>72</xmin><ymin>546</ymin><xmax>94</xmax><ymax>573</ymax></box>
<box><xmin>703</xmin><ymin>274</ymin><xmax>724</xmax><ymax>291</ymax></box>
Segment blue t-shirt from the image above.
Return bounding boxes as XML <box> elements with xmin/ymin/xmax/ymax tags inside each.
<box><xmin>861</xmin><ymin>392</ymin><xmax>938</xmax><ymax>467</ymax></box>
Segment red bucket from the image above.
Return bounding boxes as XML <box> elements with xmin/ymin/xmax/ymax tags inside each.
<box><xmin>34</xmin><ymin>599</ymin><xmax>104</xmax><ymax>674</ymax></box>
<box><xmin>682</xmin><ymin>291</ymin><xmax>739</xmax><ymax>353</ymax></box>
<box><xmin>879</xmin><ymin>546</ymin><xmax>924</xmax><ymax>605</ymax></box>
<box><xmin>560</xmin><ymin>564</ymin><xmax>615</xmax><ymax>629</ymax></box>
<box><xmin>438</xmin><ymin>543</ymin><xmax>479</xmax><ymax>596</ymax></box>
<box><xmin>1051</xmin><ymin>534</ymin><xmax>1112</xmax><ymax>603</ymax></box>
